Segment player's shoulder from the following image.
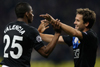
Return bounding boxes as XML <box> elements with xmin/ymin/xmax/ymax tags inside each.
<box><xmin>5</xmin><ymin>21</ymin><xmax>14</xmax><ymax>26</ymax></box>
<box><xmin>7</xmin><ymin>21</ymin><xmax>38</xmax><ymax>34</ymax></box>
<box><xmin>19</xmin><ymin>22</ymin><xmax>39</xmax><ymax>35</ymax></box>
<box><xmin>15</xmin><ymin>21</ymin><xmax>38</xmax><ymax>32</ymax></box>
<box><xmin>86</xmin><ymin>29</ymin><xmax>97</xmax><ymax>38</ymax></box>
<box><xmin>28</xmin><ymin>26</ymin><xmax>39</xmax><ymax>34</ymax></box>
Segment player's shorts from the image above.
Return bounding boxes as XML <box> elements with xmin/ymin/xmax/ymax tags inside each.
<box><xmin>2</xmin><ymin>65</ymin><xmax>9</xmax><ymax>67</ymax></box>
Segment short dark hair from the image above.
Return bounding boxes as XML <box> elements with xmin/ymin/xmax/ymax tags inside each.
<box><xmin>15</xmin><ymin>2</ymin><xmax>31</xmax><ymax>18</ymax></box>
<box><xmin>76</xmin><ymin>8</ymin><xmax>96</xmax><ymax>29</ymax></box>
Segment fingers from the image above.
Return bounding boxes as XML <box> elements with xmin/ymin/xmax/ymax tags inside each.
<box><xmin>51</xmin><ymin>19</ymin><xmax>61</xmax><ymax>33</ymax></box>
<box><xmin>55</xmin><ymin>21</ymin><xmax>60</xmax><ymax>29</ymax></box>
<box><xmin>39</xmin><ymin>14</ymin><xmax>61</xmax><ymax>33</ymax></box>
<box><xmin>41</xmin><ymin>19</ymin><xmax>46</xmax><ymax>23</ymax></box>
<box><xmin>44</xmin><ymin>22</ymin><xmax>49</xmax><ymax>27</ymax></box>
<box><xmin>39</xmin><ymin>15</ymin><xmax>46</xmax><ymax>18</ymax></box>
<box><xmin>40</xmin><ymin>13</ymin><xmax>53</xmax><ymax>21</ymax></box>
<box><xmin>53</xmin><ymin>19</ymin><xmax>60</xmax><ymax>28</ymax></box>
<box><xmin>40</xmin><ymin>19</ymin><xmax>50</xmax><ymax>29</ymax></box>
<box><xmin>41</xmin><ymin>19</ymin><xmax>49</xmax><ymax>26</ymax></box>
<box><xmin>45</xmin><ymin>26</ymin><xmax>49</xmax><ymax>29</ymax></box>
<box><xmin>38</xmin><ymin>19</ymin><xmax>50</xmax><ymax>31</ymax></box>
<box><xmin>39</xmin><ymin>14</ymin><xmax>49</xmax><ymax>18</ymax></box>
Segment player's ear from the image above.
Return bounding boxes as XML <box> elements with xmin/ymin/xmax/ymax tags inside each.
<box><xmin>85</xmin><ymin>22</ymin><xmax>89</xmax><ymax>27</ymax></box>
<box><xmin>25</xmin><ymin>12</ymin><xmax>29</xmax><ymax>17</ymax></box>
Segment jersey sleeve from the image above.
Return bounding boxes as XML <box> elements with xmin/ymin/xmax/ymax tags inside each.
<box><xmin>28</xmin><ymin>28</ymin><xmax>44</xmax><ymax>51</ymax></box>
<box><xmin>80</xmin><ymin>30</ymin><xmax>97</xmax><ymax>46</ymax></box>
<box><xmin>81</xmin><ymin>31</ymin><xmax>92</xmax><ymax>42</ymax></box>
<box><xmin>62</xmin><ymin>35</ymin><xmax>73</xmax><ymax>46</ymax></box>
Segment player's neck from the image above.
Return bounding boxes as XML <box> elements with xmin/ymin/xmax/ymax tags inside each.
<box><xmin>17</xmin><ymin>18</ymin><xmax>28</xmax><ymax>24</ymax></box>
<box><xmin>83</xmin><ymin>28</ymin><xmax>90</xmax><ymax>32</ymax></box>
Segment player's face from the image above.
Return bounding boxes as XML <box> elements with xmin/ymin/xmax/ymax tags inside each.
<box><xmin>74</xmin><ymin>14</ymin><xmax>86</xmax><ymax>31</ymax></box>
<box><xmin>27</xmin><ymin>6</ymin><xmax>34</xmax><ymax>23</ymax></box>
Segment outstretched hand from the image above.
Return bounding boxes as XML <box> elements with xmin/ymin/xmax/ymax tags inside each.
<box><xmin>39</xmin><ymin>13</ymin><xmax>55</xmax><ymax>23</ymax></box>
<box><xmin>38</xmin><ymin>19</ymin><xmax>49</xmax><ymax>33</ymax></box>
<box><xmin>39</xmin><ymin>13</ymin><xmax>61</xmax><ymax>33</ymax></box>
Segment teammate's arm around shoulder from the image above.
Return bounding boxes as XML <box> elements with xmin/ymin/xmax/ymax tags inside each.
<box><xmin>37</xmin><ymin>21</ymin><xmax>61</xmax><ymax>58</ymax></box>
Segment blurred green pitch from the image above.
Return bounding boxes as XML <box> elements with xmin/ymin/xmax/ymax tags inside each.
<box><xmin>0</xmin><ymin>57</ymin><xmax>100</xmax><ymax>67</ymax></box>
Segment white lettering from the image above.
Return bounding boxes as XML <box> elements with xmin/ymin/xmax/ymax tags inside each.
<box><xmin>4</xmin><ymin>25</ymin><xmax>25</xmax><ymax>35</ymax></box>
<box><xmin>73</xmin><ymin>49</ymin><xmax>80</xmax><ymax>59</ymax></box>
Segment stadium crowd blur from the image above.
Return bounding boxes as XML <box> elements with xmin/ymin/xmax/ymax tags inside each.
<box><xmin>0</xmin><ymin>0</ymin><xmax>100</xmax><ymax>63</ymax></box>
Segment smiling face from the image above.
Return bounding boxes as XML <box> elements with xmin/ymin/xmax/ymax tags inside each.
<box><xmin>74</xmin><ymin>14</ymin><xmax>86</xmax><ymax>31</ymax></box>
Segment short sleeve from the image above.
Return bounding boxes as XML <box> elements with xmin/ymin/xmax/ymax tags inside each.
<box><xmin>28</xmin><ymin>28</ymin><xmax>44</xmax><ymax>50</ymax></box>
<box><xmin>62</xmin><ymin>35</ymin><xmax>73</xmax><ymax>46</ymax></box>
<box><xmin>81</xmin><ymin>31</ymin><xmax>91</xmax><ymax>42</ymax></box>
<box><xmin>80</xmin><ymin>30</ymin><xmax>98</xmax><ymax>47</ymax></box>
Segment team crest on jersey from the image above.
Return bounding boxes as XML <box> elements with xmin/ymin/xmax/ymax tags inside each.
<box><xmin>36</xmin><ymin>35</ymin><xmax>42</xmax><ymax>42</ymax></box>
<box><xmin>72</xmin><ymin>37</ymin><xmax>81</xmax><ymax>49</ymax></box>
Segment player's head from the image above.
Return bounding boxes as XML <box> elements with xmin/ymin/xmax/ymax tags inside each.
<box><xmin>15</xmin><ymin>2</ymin><xmax>34</xmax><ymax>23</ymax></box>
<box><xmin>74</xmin><ymin>8</ymin><xmax>96</xmax><ymax>31</ymax></box>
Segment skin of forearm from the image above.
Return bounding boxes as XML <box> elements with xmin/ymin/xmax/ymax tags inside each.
<box><xmin>44</xmin><ymin>33</ymin><xmax>60</xmax><ymax>56</ymax></box>
<box><xmin>60</xmin><ymin>22</ymin><xmax>77</xmax><ymax>37</ymax></box>
<box><xmin>50</xmin><ymin>18</ymin><xmax>78</xmax><ymax>37</ymax></box>
<box><xmin>40</xmin><ymin>33</ymin><xmax>54</xmax><ymax>42</ymax></box>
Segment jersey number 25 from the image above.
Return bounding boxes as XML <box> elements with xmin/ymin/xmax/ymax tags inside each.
<box><xmin>3</xmin><ymin>35</ymin><xmax>23</xmax><ymax>59</ymax></box>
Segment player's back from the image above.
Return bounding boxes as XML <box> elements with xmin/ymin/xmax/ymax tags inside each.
<box><xmin>1</xmin><ymin>21</ymin><xmax>38</xmax><ymax>67</ymax></box>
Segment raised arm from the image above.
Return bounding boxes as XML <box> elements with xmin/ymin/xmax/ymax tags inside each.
<box><xmin>40</xmin><ymin>14</ymin><xmax>83</xmax><ymax>39</ymax></box>
<box><xmin>38</xmin><ymin>19</ymin><xmax>65</xmax><ymax>44</ymax></box>
<box><xmin>59</xmin><ymin>22</ymin><xmax>83</xmax><ymax>39</ymax></box>
<box><xmin>37</xmin><ymin>21</ymin><xmax>62</xmax><ymax>58</ymax></box>
<box><xmin>38</xmin><ymin>32</ymin><xmax>60</xmax><ymax>58</ymax></box>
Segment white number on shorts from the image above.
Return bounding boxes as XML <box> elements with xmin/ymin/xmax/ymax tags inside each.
<box><xmin>3</xmin><ymin>35</ymin><xmax>23</xmax><ymax>59</ymax></box>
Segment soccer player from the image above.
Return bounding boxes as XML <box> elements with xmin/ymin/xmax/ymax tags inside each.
<box><xmin>38</xmin><ymin>8</ymin><xmax>98</xmax><ymax>67</ymax></box>
<box><xmin>0</xmin><ymin>2</ymin><xmax>61</xmax><ymax>67</ymax></box>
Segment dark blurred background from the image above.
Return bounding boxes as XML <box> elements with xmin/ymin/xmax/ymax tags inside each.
<box><xmin>0</xmin><ymin>0</ymin><xmax>100</xmax><ymax>63</ymax></box>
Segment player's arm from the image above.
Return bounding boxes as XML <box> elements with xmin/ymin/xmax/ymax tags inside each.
<box><xmin>37</xmin><ymin>21</ymin><xmax>65</xmax><ymax>58</ymax></box>
<box><xmin>40</xmin><ymin>33</ymin><xmax>65</xmax><ymax>44</ymax></box>
<box><xmin>40</xmin><ymin>14</ymin><xmax>83</xmax><ymax>39</ymax></box>
<box><xmin>59</xmin><ymin>22</ymin><xmax>83</xmax><ymax>39</ymax></box>
<box><xmin>38</xmin><ymin>19</ymin><xmax>66</xmax><ymax>44</ymax></box>
<box><xmin>37</xmin><ymin>32</ymin><xmax>60</xmax><ymax>58</ymax></box>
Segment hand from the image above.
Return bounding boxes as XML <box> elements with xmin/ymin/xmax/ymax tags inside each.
<box><xmin>38</xmin><ymin>19</ymin><xmax>49</xmax><ymax>33</ymax></box>
<box><xmin>51</xmin><ymin>19</ymin><xmax>61</xmax><ymax>33</ymax></box>
<box><xmin>39</xmin><ymin>13</ymin><xmax>55</xmax><ymax>23</ymax></box>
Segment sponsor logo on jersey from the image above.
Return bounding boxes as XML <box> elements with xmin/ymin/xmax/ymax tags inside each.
<box><xmin>73</xmin><ymin>49</ymin><xmax>80</xmax><ymax>59</ymax></box>
<box><xmin>36</xmin><ymin>35</ymin><xmax>42</xmax><ymax>42</ymax></box>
